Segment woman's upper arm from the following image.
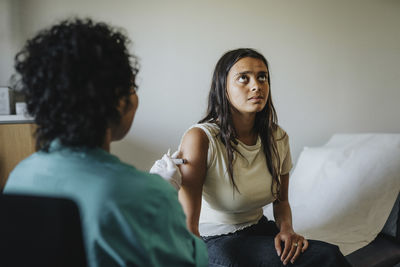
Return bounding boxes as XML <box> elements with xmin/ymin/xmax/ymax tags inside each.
<box><xmin>178</xmin><ymin>127</ymin><xmax>209</xmax><ymax>236</ymax></box>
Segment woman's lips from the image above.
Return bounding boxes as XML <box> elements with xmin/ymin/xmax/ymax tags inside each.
<box><xmin>248</xmin><ymin>96</ymin><xmax>263</xmax><ymax>102</ymax></box>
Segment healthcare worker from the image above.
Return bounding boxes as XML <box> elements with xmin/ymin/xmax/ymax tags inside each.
<box><xmin>4</xmin><ymin>18</ymin><xmax>207</xmax><ymax>267</ymax></box>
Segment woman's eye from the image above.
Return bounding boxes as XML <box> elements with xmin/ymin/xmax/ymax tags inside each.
<box><xmin>258</xmin><ymin>75</ymin><xmax>267</xmax><ymax>82</ymax></box>
<box><xmin>238</xmin><ymin>75</ymin><xmax>248</xmax><ymax>83</ymax></box>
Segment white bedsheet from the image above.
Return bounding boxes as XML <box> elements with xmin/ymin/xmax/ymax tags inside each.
<box><xmin>264</xmin><ymin>134</ymin><xmax>400</xmax><ymax>255</ymax></box>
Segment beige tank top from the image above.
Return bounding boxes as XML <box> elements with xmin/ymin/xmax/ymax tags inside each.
<box><xmin>186</xmin><ymin>123</ymin><xmax>293</xmax><ymax>237</ymax></box>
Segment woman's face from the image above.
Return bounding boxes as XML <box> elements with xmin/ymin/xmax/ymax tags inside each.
<box><xmin>112</xmin><ymin>88</ymin><xmax>139</xmax><ymax>141</ymax></box>
<box><xmin>226</xmin><ymin>57</ymin><xmax>269</xmax><ymax>115</ymax></box>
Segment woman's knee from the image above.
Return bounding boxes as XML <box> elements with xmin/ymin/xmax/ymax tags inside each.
<box><xmin>304</xmin><ymin>240</ymin><xmax>350</xmax><ymax>267</ymax></box>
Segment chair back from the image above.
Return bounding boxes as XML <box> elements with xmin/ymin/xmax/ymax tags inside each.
<box><xmin>0</xmin><ymin>194</ymin><xmax>87</xmax><ymax>267</ymax></box>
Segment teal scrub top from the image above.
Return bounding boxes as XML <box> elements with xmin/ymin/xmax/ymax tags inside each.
<box><xmin>4</xmin><ymin>141</ymin><xmax>208</xmax><ymax>267</ymax></box>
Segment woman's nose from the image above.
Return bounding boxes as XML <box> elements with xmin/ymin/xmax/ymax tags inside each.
<box><xmin>251</xmin><ymin>81</ymin><xmax>261</xmax><ymax>92</ymax></box>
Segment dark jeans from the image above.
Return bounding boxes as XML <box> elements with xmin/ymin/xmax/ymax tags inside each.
<box><xmin>202</xmin><ymin>216</ymin><xmax>351</xmax><ymax>267</ymax></box>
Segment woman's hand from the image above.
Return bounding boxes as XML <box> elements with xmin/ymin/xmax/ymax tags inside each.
<box><xmin>274</xmin><ymin>229</ymin><xmax>309</xmax><ymax>265</ymax></box>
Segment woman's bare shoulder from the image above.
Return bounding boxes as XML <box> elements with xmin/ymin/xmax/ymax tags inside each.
<box><xmin>181</xmin><ymin>127</ymin><xmax>209</xmax><ymax>154</ymax></box>
<box><xmin>179</xmin><ymin>127</ymin><xmax>209</xmax><ymax>186</ymax></box>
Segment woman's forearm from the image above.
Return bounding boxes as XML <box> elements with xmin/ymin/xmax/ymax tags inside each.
<box><xmin>178</xmin><ymin>189</ymin><xmax>201</xmax><ymax>236</ymax></box>
<box><xmin>273</xmin><ymin>200</ymin><xmax>293</xmax><ymax>231</ymax></box>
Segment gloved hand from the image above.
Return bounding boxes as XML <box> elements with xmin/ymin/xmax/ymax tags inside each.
<box><xmin>150</xmin><ymin>149</ymin><xmax>182</xmax><ymax>191</ymax></box>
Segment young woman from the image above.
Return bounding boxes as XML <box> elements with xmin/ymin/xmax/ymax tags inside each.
<box><xmin>4</xmin><ymin>19</ymin><xmax>207</xmax><ymax>267</ymax></box>
<box><xmin>178</xmin><ymin>48</ymin><xmax>350</xmax><ymax>266</ymax></box>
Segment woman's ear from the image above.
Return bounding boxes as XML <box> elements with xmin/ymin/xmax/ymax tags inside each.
<box><xmin>116</xmin><ymin>96</ymin><xmax>129</xmax><ymax>115</ymax></box>
<box><xmin>116</xmin><ymin>98</ymin><xmax>124</xmax><ymax>115</ymax></box>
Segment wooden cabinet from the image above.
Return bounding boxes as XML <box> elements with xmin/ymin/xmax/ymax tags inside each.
<box><xmin>0</xmin><ymin>117</ymin><xmax>36</xmax><ymax>190</ymax></box>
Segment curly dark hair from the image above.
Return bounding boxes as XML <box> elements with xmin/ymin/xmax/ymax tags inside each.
<box><xmin>200</xmin><ymin>48</ymin><xmax>282</xmax><ymax>198</ymax></box>
<box><xmin>14</xmin><ymin>18</ymin><xmax>138</xmax><ymax>151</ymax></box>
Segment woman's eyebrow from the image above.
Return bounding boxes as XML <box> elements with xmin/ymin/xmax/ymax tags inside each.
<box><xmin>234</xmin><ymin>71</ymin><xmax>252</xmax><ymax>77</ymax></box>
<box><xmin>258</xmin><ymin>71</ymin><xmax>268</xmax><ymax>75</ymax></box>
<box><xmin>234</xmin><ymin>70</ymin><xmax>268</xmax><ymax>77</ymax></box>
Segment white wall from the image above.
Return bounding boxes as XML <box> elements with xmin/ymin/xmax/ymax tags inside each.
<box><xmin>0</xmin><ymin>0</ymin><xmax>22</xmax><ymax>86</ymax></box>
<box><xmin>3</xmin><ymin>0</ymin><xmax>400</xmax><ymax>171</ymax></box>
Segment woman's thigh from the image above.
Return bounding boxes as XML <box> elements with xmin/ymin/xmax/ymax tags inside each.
<box><xmin>205</xmin><ymin>235</ymin><xmax>351</xmax><ymax>267</ymax></box>
<box><xmin>206</xmin><ymin>234</ymin><xmax>283</xmax><ymax>267</ymax></box>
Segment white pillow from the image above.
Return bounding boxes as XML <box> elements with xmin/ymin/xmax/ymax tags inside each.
<box><xmin>277</xmin><ymin>134</ymin><xmax>400</xmax><ymax>255</ymax></box>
